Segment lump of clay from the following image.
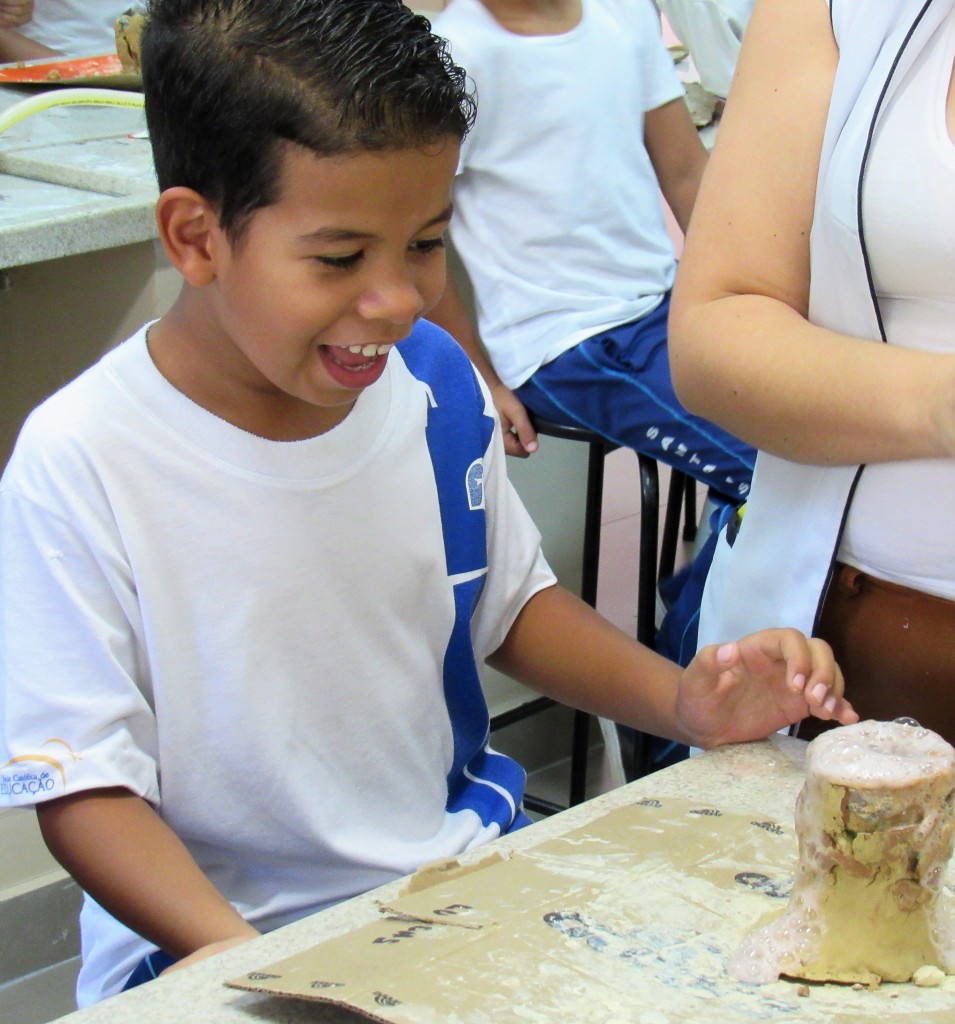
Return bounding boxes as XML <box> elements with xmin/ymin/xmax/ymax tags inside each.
<box><xmin>730</xmin><ymin>719</ymin><xmax>955</xmax><ymax>986</ymax></box>
<box><xmin>115</xmin><ymin>9</ymin><xmax>148</xmax><ymax>73</ymax></box>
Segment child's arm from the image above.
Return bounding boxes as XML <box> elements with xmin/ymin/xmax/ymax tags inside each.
<box><xmin>36</xmin><ymin>787</ymin><xmax>259</xmax><ymax>964</ymax></box>
<box><xmin>429</xmin><ymin>275</ymin><xmax>539</xmax><ymax>457</ymax></box>
<box><xmin>0</xmin><ymin>0</ymin><xmax>33</xmax><ymax>28</ymax></box>
<box><xmin>489</xmin><ymin>584</ymin><xmax>856</xmax><ymax>749</ymax></box>
<box><xmin>0</xmin><ymin>27</ymin><xmax>57</xmax><ymax>62</ymax></box>
<box><xmin>644</xmin><ymin>96</ymin><xmax>708</xmax><ymax>235</ymax></box>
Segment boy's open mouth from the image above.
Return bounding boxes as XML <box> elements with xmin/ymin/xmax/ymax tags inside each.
<box><xmin>323</xmin><ymin>342</ymin><xmax>395</xmax><ymax>371</ymax></box>
<box><xmin>319</xmin><ymin>342</ymin><xmax>397</xmax><ymax>390</ymax></box>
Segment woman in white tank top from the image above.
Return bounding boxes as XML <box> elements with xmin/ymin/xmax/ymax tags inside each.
<box><xmin>667</xmin><ymin>0</ymin><xmax>955</xmax><ymax>741</ymax></box>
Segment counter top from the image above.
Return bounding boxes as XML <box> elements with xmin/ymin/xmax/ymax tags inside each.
<box><xmin>0</xmin><ymin>85</ymin><xmax>155</xmax><ymax>269</ymax></box>
<box><xmin>47</xmin><ymin>737</ymin><xmax>816</xmax><ymax>1024</ymax></box>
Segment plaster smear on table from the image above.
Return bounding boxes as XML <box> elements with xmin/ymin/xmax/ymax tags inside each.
<box><xmin>230</xmin><ymin>797</ymin><xmax>955</xmax><ymax>1023</ymax></box>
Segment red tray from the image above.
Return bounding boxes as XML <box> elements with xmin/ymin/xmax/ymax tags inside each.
<box><xmin>0</xmin><ymin>54</ymin><xmax>140</xmax><ymax>89</ymax></box>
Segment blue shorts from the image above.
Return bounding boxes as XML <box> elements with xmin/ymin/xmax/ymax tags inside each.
<box><xmin>122</xmin><ymin>949</ymin><xmax>178</xmax><ymax>991</ymax></box>
<box><xmin>514</xmin><ymin>293</ymin><xmax>755</xmax><ymax>502</ymax></box>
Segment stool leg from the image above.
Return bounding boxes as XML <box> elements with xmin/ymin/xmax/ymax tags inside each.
<box><xmin>659</xmin><ymin>469</ymin><xmax>687</xmax><ymax>583</ymax></box>
<box><xmin>579</xmin><ymin>441</ymin><xmax>605</xmax><ymax>608</ymax></box>
<box><xmin>636</xmin><ymin>454</ymin><xmax>660</xmax><ymax>648</ymax></box>
<box><xmin>683</xmin><ymin>477</ymin><xmax>698</xmax><ymax>543</ymax></box>
<box><xmin>629</xmin><ymin>454</ymin><xmax>664</xmax><ymax>782</ymax></box>
<box><xmin>568</xmin><ymin>440</ymin><xmax>607</xmax><ymax>805</ymax></box>
<box><xmin>569</xmin><ymin>710</ymin><xmax>590</xmax><ymax>805</ymax></box>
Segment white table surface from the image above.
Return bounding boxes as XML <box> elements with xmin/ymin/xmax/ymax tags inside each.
<box><xmin>46</xmin><ymin>736</ymin><xmax>811</xmax><ymax>1024</ymax></box>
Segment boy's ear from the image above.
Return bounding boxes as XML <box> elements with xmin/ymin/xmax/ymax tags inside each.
<box><xmin>155</xmin><ymin>187</ymin><xmax>224</xmax><ymax>287</ymax></box>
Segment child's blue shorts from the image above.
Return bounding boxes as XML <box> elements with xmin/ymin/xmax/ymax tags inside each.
<box><xmin>514</xmin><ymin>292</ymin><xmax>755</xmax><ymax>503</ymax></box>
<box><xmin>122</xmin><ymin>949</ymin><xmax>177</xmax><ymax>991</ymax></box>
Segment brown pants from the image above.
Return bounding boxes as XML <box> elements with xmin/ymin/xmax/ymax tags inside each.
<box><xmin>797</xmin><ymin>563</ymin><xmax>955</xmax><ymax>745</ymax></box>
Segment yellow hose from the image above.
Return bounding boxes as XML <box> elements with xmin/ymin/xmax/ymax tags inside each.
<box><xmin>0</xmin><ymin>88</ymin><xmax>145</xmax><ymax>136</ymax></box>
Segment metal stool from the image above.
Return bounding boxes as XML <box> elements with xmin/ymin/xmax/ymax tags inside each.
<box><xmin>527</xmin><ymin>416</ymin><xmax>696</xmax><ymax>647</ymax></box>
<box><xmin>490</xmin><ymin>416</ymin><xmax>697</xmax><ymax>811</ymax></box>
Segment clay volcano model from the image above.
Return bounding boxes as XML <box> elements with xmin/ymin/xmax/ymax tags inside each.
<box><xmin>730</xmin><ymin>719</ymin><xmax>955</xmax><ymax>986</ymax></box>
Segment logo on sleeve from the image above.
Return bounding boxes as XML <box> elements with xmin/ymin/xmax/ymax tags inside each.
<box><xmin>466</xmin><ymin>459</ymin><xmax>485</xmax><ymax>511</ymax></box>
<box><xmin>0</xmin><ymin>739</ymin><xmax>78</xmax><ymax>799</ymax></box>
<box><xmin>1</xmin><ymin>767</ymin><xmax>56</xmax><ymax>797</ymax></box>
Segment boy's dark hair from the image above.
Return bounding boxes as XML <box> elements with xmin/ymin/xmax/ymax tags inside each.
<box><xmin>142</xmin><ymin>0</ymin><xmax>475</xmax><ymax>240</ymax></box>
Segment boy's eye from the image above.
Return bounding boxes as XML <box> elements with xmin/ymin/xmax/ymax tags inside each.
<box><xmin>313</xmin><ymin>236</ymin><xmax>444</xmax><ymax>268</ymax></box>
<box><xmin>316</xmin><ymin>251</ymin><xmax>364</xmax><ymax>269</ymax></box>
<box><xmin>411</xmin><ymin>236</ymin><xmax>446</xmax><ymax>255</ymax></box>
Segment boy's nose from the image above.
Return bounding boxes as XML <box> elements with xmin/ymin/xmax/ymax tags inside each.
<box><xmin>357</xmin><ymin>272</ymin><xmax>425</xmax><ymax>325</ymax></box>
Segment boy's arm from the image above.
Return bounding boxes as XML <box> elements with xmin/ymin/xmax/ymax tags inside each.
<box><xmin>429</xmin><ymin>275</ymin><xmax>539</xmax><ymax>457</ymax></box>
<box><xmin>489</xmin><ymin>584</ymin><xmax>856</xmax><ymax>749</ymax></box>
<box><xmin>36</xmin><ymin>788</ymin><xmax>259</xmax><ymax>964</ymax></box>
<box><xmin>0</xmin><ymin>27</ymin><xmax>57</xmax><ymax>62</ymax></box>
<box><xmin>0</xmin><ymin>0</ymin><xmax>33</xmax><ymax>28</ymax></box>
<box><xmin>643</xmin><ymin>96</ymin><xmax>708</xmax><ymax>234</ymax></box>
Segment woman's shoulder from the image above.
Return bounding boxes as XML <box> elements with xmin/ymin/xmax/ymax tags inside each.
<box><xmin>828</xmin><ymin>0</ymin><xmax>941</xmax><ymax>41</ymax></box>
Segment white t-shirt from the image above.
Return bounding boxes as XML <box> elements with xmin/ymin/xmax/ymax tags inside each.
<box><xmin>656</xmin><ymin>0</ymin><xmax>753</xmax><ymax>98</ymax></box>
<box><xmin>18</xmin><ymin>0</ymin><xmax>121</xmax><ymax>57</ymax></box>
<box><xmin>433</xmin><ymin>0</ymin><xmax>684</xmax><ymax>389</ymax></box>
<box><xmin>838</xmin><ymin>13</ymin><xmax>955</xmax><ymax>600</ymax></box>
<box><xmin>0</xmin><ymin>321</ymin><xmax>555</xmax><ymax>1005</ymax></box>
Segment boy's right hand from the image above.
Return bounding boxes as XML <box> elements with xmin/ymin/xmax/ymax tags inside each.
<box><xmin>675</xmin><ymin>629</ymin><xmax>857</xmax><ymax>750</ymax></box>
<box><xmin>492</xmin><ymin>383</ymin><xmax>539</xmax><ymax>457</ymax></box>
<box><xmin>36</xmin><ymin>787</ymin><xmax>261</xmax><ymax>970</ymax></box>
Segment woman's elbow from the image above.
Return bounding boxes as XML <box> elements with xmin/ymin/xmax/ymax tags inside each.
<box><xmin>667</xmin><ymin>298</ymin><xmax>713</xmax><ymax>413</ymax></box>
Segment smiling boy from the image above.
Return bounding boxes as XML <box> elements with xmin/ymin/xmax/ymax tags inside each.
<box><xmin>149</xmin><ymin>143</ymin><xmax>459</xmax><ymax>439</ymax></box>
<box><xmin>0</xmin><ymin>0</ymin><xmax>855</xmax><ymax>1009</ymax></box>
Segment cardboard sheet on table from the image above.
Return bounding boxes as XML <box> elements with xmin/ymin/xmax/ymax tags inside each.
<box><xmin>228</xmin><ymin>796</ymin><xmax>955</xmax><ymax>1023</ymax></box>
<box><xmin>0</xmin><ymin>54</ymin><xmax>141</xmax><ymax>89</ymax></box>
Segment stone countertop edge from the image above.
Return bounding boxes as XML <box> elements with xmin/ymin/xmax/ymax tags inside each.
<box><xmin>0</xmin><ymin>191</ymin><xmax>156</xmax><ymax>269</ymax></box>
<box><xmin>43</xmin><ymin>736</ymin><xmax>808</xmax><ymax>1024</ymax></box>
<box><xmin>0</xmin><ymin>85</ymin><xmax>158</xmax><ymax>269</ymax></box>
<box><xmin>1</xmin><ymin>143</ymin><xmax>157</xmax><ymax>200</ymax></box>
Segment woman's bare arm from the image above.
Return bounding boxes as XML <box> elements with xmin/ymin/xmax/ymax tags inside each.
<box><xmin>668</xmin><ymin>0</ymin><xmax>955</xmax><ymax>465</ymax></box>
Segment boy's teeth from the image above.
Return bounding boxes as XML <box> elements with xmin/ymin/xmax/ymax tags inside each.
<box><xmin>347</xmin><ymin>343</ymin><xmax>393</xmax><ymax>357</ymax></box>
